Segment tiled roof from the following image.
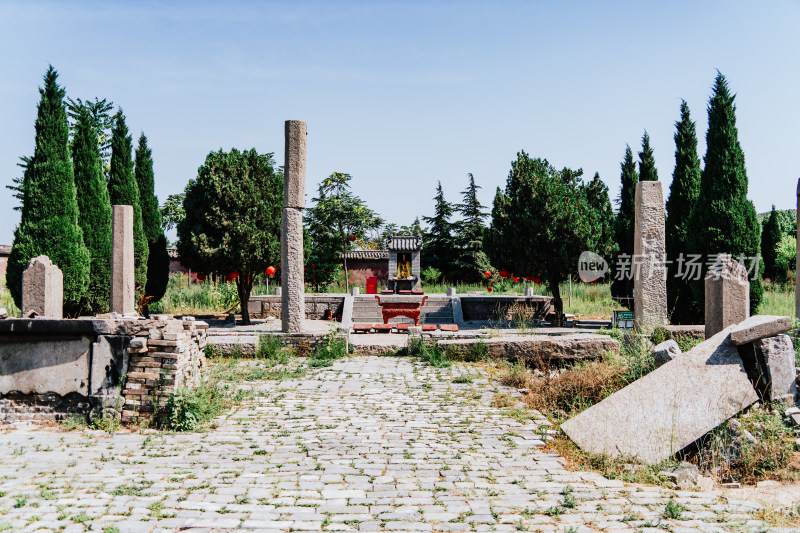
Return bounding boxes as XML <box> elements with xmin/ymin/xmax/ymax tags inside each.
<box><xmin>386</xmin><ymin>235</ymin><xmax>423</xmax><ymax>251</ymax></box>
<box><xmin>341</xmin><ymin>250</ymin><xmax>389</xmax><ymax>260</ymax></box>
<box><xmin>0</xmin><ymin>245</ymin><xmax>11</xmax><ymax>255</ymax></box>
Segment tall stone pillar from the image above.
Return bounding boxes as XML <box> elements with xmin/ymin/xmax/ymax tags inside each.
<box><xmin>796</xmin><ymin>178</ymin><xmax>799</xmax><ymax>320</ymax></box>
<box><xmin>22</xmin><ymin>255</ymin><xmax>63</xmax><ymax>318</ymax></box>
<box><xmin>704</xmin><ymin>254</ymin><xmax>749</xmax><ymax>338</ymax></box>
<box><xmin>110</xmin><ymin>205</ymin><xmax>135</xmax><ymax>315</ymax></box>
<box><xmin>282</xmin><ymin>120</ymin><xmax>306</xmax><ymax>333</ymax></box>
<box><xmin>633</xmin><ymin>181</ymin><xmax>667</xmax><ymax>329</ymax></box>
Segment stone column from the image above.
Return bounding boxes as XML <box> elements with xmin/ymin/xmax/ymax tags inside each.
<box><xmin>633</xmin><ymin>181</ymin><xmax>667</xmax><ymax>329</ymax></box>
<box><xmin>704</xmin><ymin>254</ymin><xmax>749</xmax><ymax>338</ymax></box>
<box><xmin>281</xmin><ymin>120</ymin><xmax>306</xmax><ymax>333</ymax></box>
<box><xmin>796</xmin><ymin>178</ymin><xmax>799</xmax><ymax>320</ymax></box>
<box><xmin>22</xmin><ymin>255</ymin><xmax>63</xmax><ymax>318</ymax></box>
<box><xmin>110</xmin><ymin>205</ymin><xmax>135</xmax><ymax>315</ymax></box>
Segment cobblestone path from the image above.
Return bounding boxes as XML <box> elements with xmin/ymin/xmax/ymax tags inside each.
<box><xmin>0</xmin><ymin>356</ymin><xmax>787</xmax><ymax>532</ymax></box>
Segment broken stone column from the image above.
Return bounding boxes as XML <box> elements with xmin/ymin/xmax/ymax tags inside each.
<box><xmin>633</xmin><ymin>181</ymin><xmax>667</xmax><ymax>329</ymax></box>
<box><xmin>22</xmin><ymin>255</ymin><xmax>63</xmax><ymax>318</ymax></box>
<box><xmin>704</xmin><ymin>254</ymin><xmax>749</xmax><ymax>339</ymax></box>
<box><xmin>281</xmin><ymin>120</ymin><xmax>306</xmax><ymax>333</ymax></box>
<box><xmin>110</xmin><ymin>205</ymin><xmax>135</xmax><ymax>315</ymax></box>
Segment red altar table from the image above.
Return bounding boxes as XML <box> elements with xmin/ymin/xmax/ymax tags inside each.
<box><xmin>374</xmin><ymin>295</ymin><xmax>429</xmax><ymax>325</ymax></box>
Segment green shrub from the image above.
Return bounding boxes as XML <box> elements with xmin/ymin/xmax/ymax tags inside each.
<box><xmin>309</xmin><ymin>331</ymin><xmax>348</xmax><ymax>368</ymax></box>
<box><xmin>257</xmin><ymin>334</ymin><xmax>288</xmax><ymax>362</ymax></box>
<box><xmin>408</xmin><ymin>337</ymin><xmax>451</xmax><ymax>368</ymax></box>
<box><xmin>160</xmin><ymin>382</ymin><xmax>228</xmax><ymax>431</ymax></box>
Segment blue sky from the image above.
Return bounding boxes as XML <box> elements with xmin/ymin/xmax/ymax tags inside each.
<box><xmin>1</xmin><ymin>1</ymin><xmax>798</xmax><ymax>245</ymax></box>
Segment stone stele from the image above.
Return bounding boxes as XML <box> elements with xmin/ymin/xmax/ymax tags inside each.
<box><xmin>110</xmin><ymin>205</ymin><xmax>135</xmax><ymax>315</ymax></box>
<box><xmin>561</xmin><ymin>324</ymin><xmax>759</xmax><ymax>464</ymax></box>
<box><xmin>281</xmin><ymin>208</ymin><xmax>305</xmax><ymax>333</ymax></box>
<box><xmin>729</xmin><ymin>314</ymin><xmax>792</xmax><ymax>345</ymax></box>
<box><xmin>755</xmin><ymin>334</ymin><xmax>798</xmax><ymax>401</ymax></box>
<box><xmin>633</xmin><ymin>181</ymin><xmax>667</xmax><ymax>329</ymax></box>
<box><xmin>22</xmin><ymin>255</ymin><xmax>63</xmax><ymax>319</ymax></box>
<box><xmin>704</xmin><ymin>254</ymin><xmax>749</xmax><ymax>339</ymax></box>
<box><xmin>284</xmin><ymin>120</ymin><xmax>306</xmax><ymax>209</ymax></box>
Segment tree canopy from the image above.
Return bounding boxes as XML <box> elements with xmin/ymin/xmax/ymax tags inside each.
<box><xmin>177</xmin><ymin>148</ymin><xmax>283</xmax><ymax>324</ymax></box>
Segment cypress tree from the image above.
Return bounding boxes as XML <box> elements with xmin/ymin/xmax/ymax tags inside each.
<box><xmin>666</xmin><ymin>100</ymin><xmax>702</xmax><ymax>323</ymax></box>
<box><xmin>421</xmin><ymin>181</ymin><xmax>456</xmax><ymax>275</ymax></box>
<box><xmin>610</xmin><ymin>146</ymin><xmax>638</xmax><ymax>304</ymax></box>
<box><xmin>583</xmin><ymin>172</ymin><xmax>618</xmax><ymax>261</ymax></box>
<box><xmin>761</xmin><ymin>206</ymin><xmax>782</xmax><ymax>280</ymax></box>
<box><xmin>688</xmin><ymin>72</ymin><xmax>762</xmax><ymax>314</ymax></box>
<box><xmin>134</xmin><ymin>133</ymin><xmax>170</xmax><ymax>309</ymax></box>
<box><xmin>7</xmin><ymin>66</ymin><xmax>90</xmax><ymax>315</ymax></box>
<box><xmin>108</xmin><ymin>111</ymin><xmax>148</xmax><ymax>298</ymax></box>
<box><xmin>72</xmin><ymin>106</ymin><xmax>112</xmax><ymax>314</ymax></box>
<box><xmin>638</xmin><ymin>131</ymin><xmax>658</xmax><ymax>181</ymax></box>
<box><xmin>453</xmin><ymin>173</ymin><xmax>493</xmax><ymax>282</ymax></box>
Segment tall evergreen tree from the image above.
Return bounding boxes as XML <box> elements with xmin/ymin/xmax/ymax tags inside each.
<box><xmin>688</xmin><ymin>72</ymin><xmax>762</xmax><ymax>314</ymax></box>
<box><xmin>421</xmin><ymin>181</ymin><xmax>456</xmax><ymax>275</ymax></box>
<box><xmin>72</xmin><ymin>107</ymin><xmax>112</xmax><ymax>314</ymax></box>
<box><xmin>666</xmin><ymin>100</ymin><xmax>702</xmax><ymax>323</ymax></box>
<box><xmin>638</xmin><ymin>131</ymin><xmax>658</xmax><ymax>181</ymax></box>
<box><xmin>583</xmin><ymin>173</ymin><xmax>618</xmax><ymax>262</ymax></box>
<box><xmin>134</xmin><ymin>133</ymin><xmax>170</xmax><ymax>311</ymax></box>
<box><xmin>610</xmin><ymin>146</ymin><xmax>638</xmax><ymax>304</ymax></box>
<box><xmin>7</xmin><ymin>66</ymin><xmax>90</xmax><ymax>314</ymax></box>
<box><xmin>761</xmin><ymin>206</ymin><xmax>782</xmax><ymax>280</ymax></box>
<box><xmin>108</xmin><ymin>111</ymin><xmax>148</xmax><ymax>299</ymax></box>
<box><xmin>453</xmin><ymin>173</ymin><xmax>493</xmax><ymax>282</ymax></box>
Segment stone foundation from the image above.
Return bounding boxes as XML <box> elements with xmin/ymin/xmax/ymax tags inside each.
<box><xmin>248</xmin><ymin>295</ymin><xmax>344</xmax><ymax>320</ymax></box>
<box><xmin>0</xmin><ymin>316</ymin><xmax>207</xmax><ymax>426</ymax></box>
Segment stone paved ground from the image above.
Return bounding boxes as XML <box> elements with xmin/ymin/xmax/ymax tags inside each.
<box><xmin>0</xmin><ymin>356</ymin><xmax>792</xmax><ymax>532</ymax></box>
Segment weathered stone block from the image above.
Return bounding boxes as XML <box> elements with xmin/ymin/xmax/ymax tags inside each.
<box><xmin>0</xmin><ymin>336</ymin><xmax>91</xmax><ymax>395</ymax></box>
<box><xmin>756</xmin><ymin>335</ymin><xmax>797</xmax><ymax>401</ymax></box>
<box><xmin>730</xmin><ymin>315</ymin><xmax>792</xmax><ymax>345</ymax></box>
<box><xmin>22</xmin><ymin>255</ymin><xmax>63</xmax><ymax>319</ymax></box>
<box><xmin>705</xmin><ymin>254</ymin><xmax>749</xmax><ymax>339</ymax></box>
<box><xmin>110</xmin><ymin>205</ymin><xmax>135</xmax><ymax>315</ymax></box>
<box><xmin>653</xmin><ymin>339</ymin><xmax>681</xmax><ymax>368</ymax></box>
<box><xmin>561</xmin><ymin>325</ymin><xmax>759</xmax><ymax>464</ymax></box>
<box><xmin>284</xmin><ymin>120</ymin><xmax>306</xmax><ymax>208</ymax></box>
<box><xmin>633</xmin><ymin>181</ymin><xmax>667</xmax><ymax>329</ymax></box>
<box><xmin>281</xmin><ymin>207</ymin><xmax>305</xmax><ymax>333</ymax></box>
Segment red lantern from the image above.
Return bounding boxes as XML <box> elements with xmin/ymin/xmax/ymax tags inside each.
<box><xmin>512</xmin><ymin>276</ymin><xmax>520</xmax><ymax>282</ymax></box>
<box><xmin>484</xmin><ymin>270</ymin><xmax>492</xmax><ymax>277</ymax></box>
<box><xmin>225</xmin><ymin>271</ymin><xmax>239</xmax><ymax>282</ymax></box>
<box><xmin>349</xmin><ymin>236</ymin><xmax>356</xmax><ymax>242</ymax></box>
<box><xmin>266</xmin><ymin>266</ymin><xmax>276</xmax><ymax>276</ymax></box>
<box><xmin>487</xmin><ymin>286</ymin><xmax>493</xmax><ymax>292</ymax></box>
<box><xmin>197</xmin><ymin>273</ymin><xmax>206</xmax><ymax>281</ymax></box>
<box><xmin>532</xmin><ymin>277</ymin><xmax>542</xmax><ymax>284</ymax></box>
<box><xmin>498</xmin><ymin>270</ymin><xmax>510</xmax><ymax>279</ymax></box>
<box><xmin>311</xmin><ymin>264</ymin><xmax>316</xmax><ymax>270</ymax></box>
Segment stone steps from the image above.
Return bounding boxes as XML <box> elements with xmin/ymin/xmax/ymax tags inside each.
<box><xmin>352</xmin><ymin>296</ymin><xmax>455</xmax><ymax>324</ymax></box>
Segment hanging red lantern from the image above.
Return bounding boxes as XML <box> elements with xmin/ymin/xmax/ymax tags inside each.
<box><xmin>349</xmin><ymin>235</ymin><xmax>356</xmax><ymax>242</ymax></box>
<box><xmin>483</xmin><ymin>270</ymin><xmax>492</xmax><ymax>277</ymax></box>
<box><xmin>225</xmin><ymin>271</ymin><xmax>239</xmax><ymax>282</ymax></box>
<box><xmin>532</xmin><ymin>276</ymin><xmax>542</xmax><ymax>284</ymax></box>
<box><xmin>266</xmin><ymin>266</ymin><xmax>276</xmax><ymax>276</ymax></box>
<box><xmin>197</xmin><ymin>273</ymin><xmax>206</xmax><ymax>281</ymax></box>
<box><xmin>487</xmin><ymin>286</ymin><xmax>493</xmax><ymax>292</ymax></box>
<box><xmin>512</xmin><ymin>276</ymin><xmax>520</xmax><ymax>282</ymax></box>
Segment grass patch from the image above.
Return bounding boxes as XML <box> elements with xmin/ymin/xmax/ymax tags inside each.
<box><xmin>406</xmin><ymin>337</ymin><xmax>451</xmax><ymax>368</ymax></box>
<box><xmin>308</xmin><ymin>330</ymin><xmax>348</xmax><ymax>368</ymax></box>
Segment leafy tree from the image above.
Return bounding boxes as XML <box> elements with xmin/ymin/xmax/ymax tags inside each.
<box><xmin>177</xmin><ymin>148</ymin><xmax>282</xmax><ymax>324</ymax></box>
<box><xmin>688</xmin><ymin>72</ymin><xmax>762</xmax><ymax>314</ymax></box>
<box><xmin>487</xmin><ymin>152</ymin><xmax>601</xmax><ymax>322</ymax></box>
<box><xmin>7</xmin><ymin>66</ymin><xmax>90</xmax><ymax>314</ymax></box>
<box><xmin>67</xmin><ymin>97</ymin><xmax>115</xmax><ymax>173</ymax></box>
<box><xmin>134</xmin><ymin>133</ymin><xmax>170</xmax><ymax>310</ymax></box>
<box><xmin>761</xmin><ymin>206</ymin><xmax>782</xmax><ymax>280</ymax></box>
<box><xmin>610</xmin><ymin>146</ymin><xmax>638</xmax><ymax>305</ymax></box>
<box><xmin>453</xmin><ymin>173</ymin><xmax>493</xmax><ymax>281</ymax></box>
<box><xmin>72</xmin><ymin>106</ymin><xmax>112</xmax><ymax>314</ymax></box>
<box><xmin>305</xmin><ymin>172</ymin><xmax>383</xmax><ymax>291</ymax></box>
<box><xmin>108</xmin><ymin>111</ymin><xmax>149</xmax><ymax>298</ymax></box>
<box><xmin>666</xmin><ymin>100</ymin><xmax>702</xmax><ymax>323</ymax></box>
<box><xmin>775</xmin><ymin>234</ymin><xmax>797</xmax><ymax>278</ymax></box>
<box><xmin>421</xmin><ymin>181</ymin><xmax>456</xmax><ymax>276</ymax></box>
<box><xmin>161</xmin><ymin>191</ymin><xmax>186</xmax><ymax>232</ymax></box>
<box><xmin>638</xmin><ymin>131</ymin><xmax>658</xmax><ymax>181</ymax></box>
<box><xmin>582</xmin><ymin>172</ymin><xmax>618</xmax><ymax>261</ymax></box>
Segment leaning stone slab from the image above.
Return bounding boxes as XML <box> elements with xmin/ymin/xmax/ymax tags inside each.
<box><xmin>756</xmin><ymin>334</ymin><xmax>797</xmax><ymax>401</ymax></box>
<box><xmin>561</xmin><ymin>325</ymin><xmax>759</xmax><ymax>464</ymax></box>
<box><xmin>730</xmin><ymin>315</ymin><xmax>792</xmax><ymax>345</ymax></box>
